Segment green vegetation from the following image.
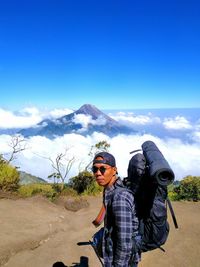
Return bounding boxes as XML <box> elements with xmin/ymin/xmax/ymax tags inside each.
<box><xmin>18</xmin><ymin>183</ymin><xmax>78</xmax><ymax>200</ymax></box>
<box><xmin>59</xmin><ymin>186</ymin><xmax>78</xmax><ymax>197</ymax></box>
<box><xmin>1</xmin><ymin>148</ymin><xmax>199</xmax><ymax>202</ymax></box>
<box><xmin>168</xmin><ymin>191</ymin><xmax>181</xmax><ymax>201</ymax></box>
<box><xmin>175</xmin><ymin>176</ymin><xmax>200</xmax><ymax>201</ymax></box>
<box><xmin>0</xmin><ymin>140</ymin><xmax>106</xmax><ymax>199</ymax></box>
<box><xmin>0</xmin><ymin>154</ymin><xmax>102</xmax><ymax>200</ymax></box>
<box><xmin>18</xmin><ymin>183</ymin><xmax>55</xmax><ymax>198</ymax></box>
<box><xmin>85</xmin><ymin>140</ymin><xmax>110</xmax><ymax>171</ymax></box>
<box><xmin>69</xmin><ymin>170</ymin><xmax>103</xmax><ymax>195</ymax></box>
<box><xmin>168</xmin><ymin>176</ymin><xmax>200</xmax><ymax>201</ymax></box>
<box><xmin>0</xmin><ymin>155</ymin><xmax>20</xmax><ymax>191</ymax></box>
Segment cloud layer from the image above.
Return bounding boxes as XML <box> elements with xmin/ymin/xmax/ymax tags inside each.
<box><xmin>0</xmin><ymin>107</ymin><xmax>73</xmax><ymax>129</ymax></box>
<box><xmin>0</xmin><ymin>107</ymin><xmax>200</xmax><ymax>181</ymax></box>
<box><xmin>0</xmin><ymin>132</ymin><xmax>200</xmax><ymax>182</ymax></box>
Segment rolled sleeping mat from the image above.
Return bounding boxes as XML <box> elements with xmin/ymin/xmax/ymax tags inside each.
<box><xmin>142</xmin><ymin>141</ymin><xmax>175</xmax><ymax>186</ymax></box>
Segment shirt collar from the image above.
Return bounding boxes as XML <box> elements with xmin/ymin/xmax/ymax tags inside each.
<box><xmin>103</xmin><ymin>177</ymin><xmax>123</xmax><ymax>205</ymax></box>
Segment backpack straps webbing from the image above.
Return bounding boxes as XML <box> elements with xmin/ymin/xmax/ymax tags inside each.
<box><xmin>166</xmin><ymin>198</ymin><xmax>178</xmax><ymax>229</ymax></box>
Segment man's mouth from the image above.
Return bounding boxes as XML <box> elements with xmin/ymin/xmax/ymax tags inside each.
<box><xmin>96</xmin><ymin>177</ymin><xmax>104</xmax><ymax>183</ymax></box>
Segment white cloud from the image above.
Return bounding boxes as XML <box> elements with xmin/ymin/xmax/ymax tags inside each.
<box><xmin>0</xmin><ymin>107</ymin><xmax>73</xmax><ymax>129</ymax></box>
<box><xmin>109</xmin><ymin>112</ymin><xmax>161</xmax><ymax>125</ymax></box>
<box><xmin>0</xmin><ymin>107</ymin><xmax>199</xmax><ymax>181</ymax></box>
<box><xmin>49</xmin><ymin>108</ymin><xmax>73</xmax><ymax>118</ymax></box>
<box><xmin>20</xmin><ymin>107</ymin><xmax>40</xmax><ymax>116</ymax></box>
<box><xmin>0</xmin><ymin>134</ymin><xmax>13</xmax><ymax>152</ymax></box>
<box><xmin>72</xmin><ymin>114</ymin><xmax>106</xmax><ymax>131</ymax></box>
<box><xmin>72</xmin><ymin>114</ymin><xmax>92</xmax><ymax>129</ymax></box>
<box><xmin>189</xmin><ymin>131</ymin><xmax>200</xmax><ymax>143</ymax></box>
<box><xmin>163</xmin><ymin>116</ymin><xmax>192</xmax><ymax>130</ymax></box>
<box><xmin>94</xmin><ymin>116</ymin><xmax>107</xmax><ymax>126</ymax></box>
<box><xmin>1</xmin><ymin>132</ymin><xmax>200</xmax><ymax>181</ymax></box>
<box><xmin>110</xmin><ymin>113</ymin><xmax>197</xmax><ymax>140</ymax></box>
<box><xmin>0</xmin><ymin>108</ymin><xmax>42</xmax><ymax>129</ymax></box>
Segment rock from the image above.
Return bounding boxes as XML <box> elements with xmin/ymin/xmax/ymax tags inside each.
<box><xmin>64</xmin><ymin>197</ymin><xmax>89</xmax><ymax>212</ymax></box>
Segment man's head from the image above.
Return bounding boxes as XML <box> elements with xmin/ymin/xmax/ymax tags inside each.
<box><xmin>92</xmin><ymin>152</ymin><xmax>117</xmax><ymax>187</ymax></box>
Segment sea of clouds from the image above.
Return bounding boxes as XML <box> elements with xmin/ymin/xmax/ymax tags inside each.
<box><xmin>0</xmin><ymin>107</ymin><xmax>200</xmax><ymax>181</ymax></box>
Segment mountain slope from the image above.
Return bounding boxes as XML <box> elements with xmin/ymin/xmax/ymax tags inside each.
<box><xmin>19</xmin><ymin>104</ymin><xmax>136</xmax><ymax>138</ymax></box>
<box><xmin>19</xmin><ymin>171</ymin><xmax>47</xmax><ymax>185</ymax></box>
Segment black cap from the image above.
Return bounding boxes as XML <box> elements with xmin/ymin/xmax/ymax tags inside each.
<box><xmin>93</xmin><ymin>152</ymin><xmax>116</xmax><ymax>167</ymax></box>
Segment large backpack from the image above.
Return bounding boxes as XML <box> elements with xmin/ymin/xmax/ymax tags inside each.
<box><xmin>124</xmin><ymin>140</ymin><xmax>178</xmax><ymax>252</ymax></box>
<box><xmin>92</xmin><ymin>140</ymin><xmax>178</xmax><ymax>262</ymax></box>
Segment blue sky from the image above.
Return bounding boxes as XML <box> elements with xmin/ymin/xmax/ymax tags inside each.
<box><xmin>0</xmin><ymin>0</ymin><xmax>200</xmax><ymax>110</ymax></box>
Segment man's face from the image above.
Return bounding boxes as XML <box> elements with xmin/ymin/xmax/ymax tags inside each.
<box><xmin>92</xmin><ymin>157</ymin><xmax>117</xmax><ymax>187</ymax></box>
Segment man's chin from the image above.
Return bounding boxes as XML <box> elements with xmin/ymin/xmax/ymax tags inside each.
<box><xmin>97</xmin><ymin>180</ymin><xmax>105</xmax><ymax>186</ymax></box>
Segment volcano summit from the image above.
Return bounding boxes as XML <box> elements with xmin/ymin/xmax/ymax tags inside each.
<box><xmin>19</xmin><ymin>104</ymin><xmax>135</xmax><ymax>138</ymax></box>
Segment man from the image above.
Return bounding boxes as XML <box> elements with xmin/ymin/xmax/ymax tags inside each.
<box><xmin>92</xmin><ymin>152</ymin><xmax>140</xmax><ymax>267</ymax></box>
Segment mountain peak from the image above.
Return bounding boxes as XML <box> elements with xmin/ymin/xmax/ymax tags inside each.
<box><xmin>19</xmin><ymin>104</ymin><xmax>136</xmax><ymax>138</ymax></box>
<box><xmin>76</xmin><ymin>104</ymin><xmax>102</xmax><ymax>116</ymax></box>
<box><xmin>75</xmin><ymin>104</ymin><xmax>109</xmax><ymax>121</ymax></box>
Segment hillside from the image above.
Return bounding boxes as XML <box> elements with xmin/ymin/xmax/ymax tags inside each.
<box><xmin>19</xmin><ymin>171</ymin><xmax>47</xmax><ymax>185</ymax></box>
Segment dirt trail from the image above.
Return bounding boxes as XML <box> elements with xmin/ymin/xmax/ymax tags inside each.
<box><xmin>0</xmin><ymin>195</ymin><xmax>102</xmax><ymax>267</ymax></box>
<box><xmin>0</xmin><ymin>196</ymin><xmax>200</xmax><ymax>267</ymax></box>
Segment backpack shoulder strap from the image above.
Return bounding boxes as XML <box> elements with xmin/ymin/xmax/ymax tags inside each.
<box><xmin>166</xmin><ymin>197</ymin><xmax>179</xmax><ymax>229</ymax></box>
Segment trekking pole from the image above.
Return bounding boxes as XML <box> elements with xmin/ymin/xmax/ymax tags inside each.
<box><xmin>77</xmin><ymin>241</ymin><xmax>104</xmax><ymax>267</ymax></box>
<box><xmin>89</xmin><ymin>240</ymin><xmax>104</xmax><ymax>267</ymax></box>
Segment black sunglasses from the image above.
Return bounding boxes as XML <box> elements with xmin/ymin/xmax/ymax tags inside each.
<box><xmin>92</xmin><ymin>166</ymin><xmax>110</xmax><ymax>174</ymax></box>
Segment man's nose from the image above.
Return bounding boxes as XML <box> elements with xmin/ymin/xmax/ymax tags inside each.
<box><xmin>96</xmin><ymin>170</ymin><xmax>101</xmax><ymax>175</ymax></box>
<box><xmin>95</xmin><ymin>169</ymin><xmax>102</xmax><ymax>175</ymax></box>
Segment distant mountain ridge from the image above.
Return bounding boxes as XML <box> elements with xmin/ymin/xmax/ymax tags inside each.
<box><xmin>19</xmin><ymin>104</ymin><xmax>136</xmax><ymax>138</ymax></box>
<box><xmin>19</xmin><ymin>171</ymin><xmax>47</xmax><ymax>185</ymax></box>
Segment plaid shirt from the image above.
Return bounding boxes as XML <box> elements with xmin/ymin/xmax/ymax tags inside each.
<box><xmin>102</xmin><ymin>178</ymin><xmax>140</xmax><ymax>267</ymax></box>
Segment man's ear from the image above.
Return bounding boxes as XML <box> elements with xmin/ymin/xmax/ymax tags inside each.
<box><xmin>113</xmin><ymin>167</ymin><xmax>117</xmax><ymax>173</ymax></box>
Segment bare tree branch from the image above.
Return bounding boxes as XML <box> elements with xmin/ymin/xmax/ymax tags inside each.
<box><xmin>7</xmin><ymin>135</ymin><xmax>27</xmax><ymax>163</ymax></box>
<box><xmin>46</xmin><ymin>147</ymin><xmax>76</xmax><ymax>189</ymax></box>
